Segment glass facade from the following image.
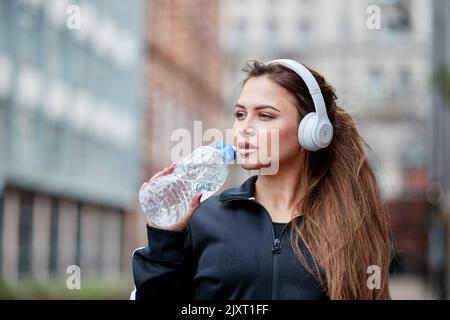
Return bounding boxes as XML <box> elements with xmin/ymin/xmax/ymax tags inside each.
<box><xmin>0</xmin><ymin>0</ymin><xmax>144</xmax><ymax>282</ymax></box>
<box><xmin>0</xmin><ymin>0</ymin><xmax>144</xmax><ymax>209</ymax></box>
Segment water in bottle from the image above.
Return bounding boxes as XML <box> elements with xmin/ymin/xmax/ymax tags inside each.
<box><xmin>139</xmin><ymin>142</ymin><xmax>236</xmax><ymax>227</ymax></box>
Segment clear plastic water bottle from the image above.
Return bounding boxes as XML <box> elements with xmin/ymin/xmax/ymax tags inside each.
<box><xmin>139</xmin><ymin>142</ymin><xmax>236</xmax><ymax>227</ymax></box>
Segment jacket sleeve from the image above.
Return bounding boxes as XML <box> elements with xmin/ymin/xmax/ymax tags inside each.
<box><xmin>132</xmin><ymin>223</ymin><xmax>196</xmax><ymax>300</ymax></box>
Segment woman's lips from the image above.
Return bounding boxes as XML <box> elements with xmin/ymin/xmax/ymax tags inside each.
<box><xmin>238</xmin><ymin>148</ymin><xmax>257</xmax><ymax>155</ymax></box>
<box><xmin>237</xmin><ymin>141</ymin><xmax>258</xmax><ymax>155</ymax></box>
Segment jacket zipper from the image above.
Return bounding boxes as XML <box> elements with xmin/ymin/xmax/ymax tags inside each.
<box><xmin>271</xmin><ymin>222</ymin><xmax>289</xmax><ymax>300</ymax></box>
<box><xmin>220</xmin><ymin>197</ymin><xmax>289</xmax><ymax>299</ymax></box>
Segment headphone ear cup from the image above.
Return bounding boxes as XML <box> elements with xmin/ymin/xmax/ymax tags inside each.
<box><xmin>298</xmin><ymin>112</ymin><xmax>319</xmax><ymax>151</ymax></box>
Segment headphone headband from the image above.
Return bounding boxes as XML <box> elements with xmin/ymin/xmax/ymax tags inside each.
<box><xmin>264</xmin><ymin>58</ymin><xmax>333</xmax><ymax>151</ymax></box>
<box><xmin>265</xmin><ymin>59</ymin><xmax>329</xmax><ymax>123</ymax></box>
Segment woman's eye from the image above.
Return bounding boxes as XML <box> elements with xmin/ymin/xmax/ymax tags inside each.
<box><xmin>259</xmin><ymin>113</ymin><xmax>273</xmax><ymax>119</ymax></box>
<box><xmin>234</xmin><ymin>111</ymin><xmax>245</xmax><ymax>119</ymax></box>
<box><xmin>234</xmin><ymin>111</ymin><xmax>273</xmax><ymax>120</ymax></box>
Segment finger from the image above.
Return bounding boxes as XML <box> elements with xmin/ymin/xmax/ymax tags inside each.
<box><xmin>149</xmin><ymin>163</ymin><xmax>177</xmax><ymax>181</ymax></box>
<box><xmin>166</xmin><ymin>193</ymin><xmax>202</xmax><ymax>232</ymax></box>
<box><xmin>186</xmin><ymin>193</ymin><xmax>202</xmax><ymax>217</ymax></box>
<box><xmin>139</xmin><ymin>182</ymin><xmax>148</xmax><ymax>191</ymax></box>
<box><xmin>165</xmin><ymin>163</ymin><xmax>177</xmax><ymax>173</ymax></box>
<box><xmin>150</xmin><ymin>171</ymin><xmax>165</xmax><ymax>181</ymax></box>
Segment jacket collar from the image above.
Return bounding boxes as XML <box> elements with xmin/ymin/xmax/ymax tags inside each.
<box><xmin>219</xmin><ymin>175</ymin><xmax>258</xmax><ymax>203</ymax></box>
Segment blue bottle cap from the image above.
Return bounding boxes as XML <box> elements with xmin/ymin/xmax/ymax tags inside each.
<box><xmin>215</xmin><ymin>142</ymin><xmax>236</xmax><ymax>163</ymax></box>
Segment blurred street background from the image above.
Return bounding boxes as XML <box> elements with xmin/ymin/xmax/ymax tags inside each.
<box><xmin>0</xmin><ymin>0</ymin><xmax>449</xmax><ymax>299</ymax></box>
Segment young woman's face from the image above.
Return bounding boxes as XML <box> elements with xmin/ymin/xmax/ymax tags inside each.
<box><xmin>232</xmin><ymin>76</ymin><xmax>303</xmax><ymax>171</ymax></box>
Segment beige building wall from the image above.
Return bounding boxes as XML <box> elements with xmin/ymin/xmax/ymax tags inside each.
<box><xmin>100</xmin><ymin>209</ymin><xmax>122</xmax><ymax>277</ymax></box>
<box><xmin>80</xmin><ymin>204</ymin><xmax>101</xmax><ymax>278</ymax></box>
<box><xmin>58</xmin><ymin>199</ymin><xmax>78</xmax><ymax>277</ymax></box>
<box><xmin>220</xmin><ymin>0</ymin><xmax>432</xmax><ymax>196</ymax></box>
<box><xmin>32</xmin><ymin>195</ymin><xmax>51</xmax><ymax>280</ymax></box>
<box><xmin>1</xmin><ymin>189</ymin><xmax>19</xmax><ymax>281</ymax></box>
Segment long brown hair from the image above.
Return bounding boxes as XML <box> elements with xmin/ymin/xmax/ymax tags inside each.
<box><xmin>241</xmin><ymin>60</ymin><xmax>392</xmax><ymax>299</ymax></box>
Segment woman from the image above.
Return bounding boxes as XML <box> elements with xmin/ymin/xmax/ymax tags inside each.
<box><xmin>132</xmin><ymin>59</ymin><xmax>392</xmax><ymax>300</ymax></box>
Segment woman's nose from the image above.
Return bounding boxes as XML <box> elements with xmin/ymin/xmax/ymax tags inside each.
<box><xmin>239</xmin><ymin>127</ymin><xmax>255</xmax><ymax>137</ymax></box>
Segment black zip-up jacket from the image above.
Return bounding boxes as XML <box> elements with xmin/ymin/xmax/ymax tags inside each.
<box><xmin>132</xmin><ymin>175</ymin><xmax>329</xmax><ymax>300</ymax></box>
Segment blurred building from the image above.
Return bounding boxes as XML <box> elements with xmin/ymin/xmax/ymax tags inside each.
<box><xmin>220</xmin><ymin>0</ymin><xmax>432</xmax><ymax>273</ymax></box>
<box><xmin>428</xmin><ymin>0</ymin><xmax>450</xmax><ymax>299</ymax></box>
<box><xmin>0</xmin><ymin>0</ymin><xmax>144</xmax><ymax>281</ymax></box>
<box><xmin>134</xmin><ymin>0</ymin><xmax>229</xmax><ymax>244</ymax></box>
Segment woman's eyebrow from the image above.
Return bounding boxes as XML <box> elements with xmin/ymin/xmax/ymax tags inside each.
<box><xmin>235</xmin><ymin>103</ymin><xmax>281</xmax><ymax>113</ymax></box>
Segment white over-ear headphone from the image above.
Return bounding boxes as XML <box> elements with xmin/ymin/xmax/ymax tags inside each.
<box><xmin>265</xmin><ymin>59</ymin><xmax>333</xmax><ymax>151</ymax></box>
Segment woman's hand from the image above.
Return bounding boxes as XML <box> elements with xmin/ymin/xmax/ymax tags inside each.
<box><xmin>140</xmin><ymin>163</ymin><xmax>202</xmax><ymax>232</ymax></box>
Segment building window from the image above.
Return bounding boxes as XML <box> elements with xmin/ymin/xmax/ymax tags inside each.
<box><xmin>119</xmin><ymin>210</ymin><xmax>125</xmax><ymax>273</ymax></box>
<box><xmin>0</xmin><ymin>1</ymin><xmax>11</xmax><ymax>52</ymax></box>
<box><xmin>383</xmin><ymin>0</ymin><xmax>412</xmax><ymax>32</ymax></box>
<box><xmin>43</xmin><ymin>25</ymin><xmax>64</xmax><ymax>78</ymax></box>
<box><xmin>44</xmin><ymin>124</ymin><xmax>63</xmax><ymax>173</ymax></box>
<box><xmin>17</xmin><ymin>6</ymin><xmax>40</xmax><ymax>65</ymax></box>
<box><xmin>399</xmin><ymin>68</ymin><xmax>411</xmax><ymax>96</ymax></box>
<box><xmin>16</xmin><ymin>111</ymin><xmax>36</xmax><ymax>165</ymax></box>
<box><xmin>267</xmin><ymin>20</ymin><xmax>278</xmax><ymax>48</ymax></box>
<box><xmin>75</xmin><ymin>202</ymin><xmax>82</xmax><ymax>267</ymax></box>
<box><xmin>235</xmin><ymin>19</ymin><xmax>247</xmax><ymax>47</ymax></box>
<box><xmin>48</xmin><ymin>197</ymin><xmax>59</xmax><ymax>276</ymax></box>
<box><xmin>0</xmin><ymin>52</ymin><xmax>13</xmax><ymax>99</ymax></box>
<box><xmin>97</xmin><ymin>212</ymin><xmax>104</xmax><ymax>274</ymax></box>
<box><xmin>368</xmin><ymin>69</ymin><xmax>385</xmax><ymax>99</ymax></box>
<box><xmin>338</xmin><ymin>15</ymin><xmax>351</xmax><ymax>43</ymax></box>
<box><xmin>18</xmin><ymin>191</ymin><xmax>33</xmax><ymax>279</ymax></box>
<box><xmin>236</xmin><ymin>19</ymin><xmax>247</xmax><ymax>33</ymax></box>
<box><xmin>298</xmin><ymin>20</ymin><xmax>312</xmax><ymax>50</ymax></box>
